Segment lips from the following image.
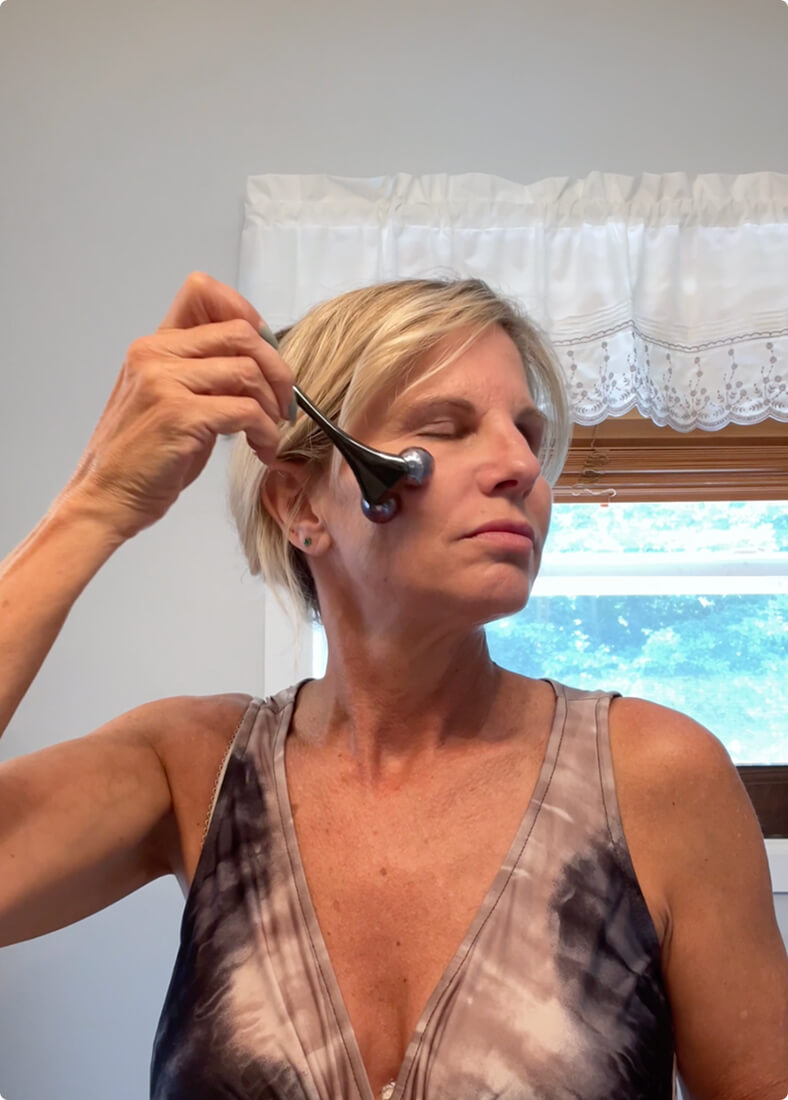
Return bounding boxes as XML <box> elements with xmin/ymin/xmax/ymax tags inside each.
<box><xmin>466</xmin><ymin>520</ymin><xmax>535</xmax><ymax>541</ymax></box>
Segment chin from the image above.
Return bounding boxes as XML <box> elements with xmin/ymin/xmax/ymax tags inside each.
<box><xmin>458</xmin><ymin>579</ymin><xmax>534</xmax><ymax>628</ymax></box>
<box><xmin>481</xmin><ymin>595</ymin><xmax>532</xmax><ymax>627</ymax></box>
<box><xmin>406</xmin><ymin>565</ymin><xmax>536</xmax><ymax>629</ymax></box>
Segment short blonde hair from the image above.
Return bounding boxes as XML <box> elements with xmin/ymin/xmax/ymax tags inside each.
<box><xmin>227</xmin><ymin>277</ymin><xmax>571</xmax><ymax>624</ymax></box>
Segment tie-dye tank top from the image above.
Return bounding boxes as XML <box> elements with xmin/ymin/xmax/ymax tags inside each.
<box><xmin>150</xmin><ymin>678</ymin><xmax>677</xmax><ymax>1099</ymax></box>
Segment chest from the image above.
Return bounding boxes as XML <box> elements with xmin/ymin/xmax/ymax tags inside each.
<box><xmin>172</xmin><ymin>694</ymin><xmax>670</xmax><ymax>1099</ymax></box>
<box><xmin>285</xmin><ymin>746</ymin><xmax>545</xmax><ymax>1094</ymax></box>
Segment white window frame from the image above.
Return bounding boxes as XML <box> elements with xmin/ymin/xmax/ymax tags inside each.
<box><xmin>534</xmin><ymin>552</ymin><xmax>788</xmax><ymax>596</ymax></box>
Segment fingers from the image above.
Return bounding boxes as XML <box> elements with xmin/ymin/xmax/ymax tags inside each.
<box><xmin>147</xmin><ymin>272</ymin><xmax>299</xmax><ymax>466</ymax></box>
<box><xmin>189</xmin><ymin>395</ymin><xmax>284</xmax><ymax>464</ymax></box>
<box><xmin>138</xmin><ymin>317</ymin><xmax>295</xmax><ymax>422</ymax></box>
<box><xmin>158</xmin><ymin>271</ymin><xmax>262</xmax><ymax>333</ymax></box>
<box><xmin>172</xmin><ymin>356</ymin><xmax>283</xmax><ymax>427</ymax></box>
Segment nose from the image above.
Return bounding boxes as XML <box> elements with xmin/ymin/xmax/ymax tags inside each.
<box><xmin>476</xmin><ymin>422</ymin><xmax>543</xmax><ymax>497</ymax></box>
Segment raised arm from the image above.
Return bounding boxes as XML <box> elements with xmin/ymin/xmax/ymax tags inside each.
<box><xmin>0</xmin><ymin>272</ymin><xmax>293</xmax><ymax>945</ymax></box>
<box><xmin>0</xmin><ymin>271</ymin><xmax>293</xmax><ymax>738</ymax></box>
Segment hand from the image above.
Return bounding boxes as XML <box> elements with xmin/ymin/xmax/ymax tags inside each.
<box><xmin>59</xmin><ymin>271</ymin><xmax>294</xmax><ymax>541</ymax></box>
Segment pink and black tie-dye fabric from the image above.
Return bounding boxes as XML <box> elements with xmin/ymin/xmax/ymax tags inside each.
<box><xmin>150</xmin><ymin>679</ymin><xmax>676</xmax><ymax>1100</ymax></box>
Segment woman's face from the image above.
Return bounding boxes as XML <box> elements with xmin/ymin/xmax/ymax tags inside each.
<box><xmin>311</xmin><ymin>325</ymin><xmax>553</xmax><ymax>635</ymax></box>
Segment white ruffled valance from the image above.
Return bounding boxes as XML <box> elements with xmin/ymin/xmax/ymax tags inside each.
<box><xmin>238</xmin><ymin>172</ymin><xmax>788</xmax><ymax>430</ymax></box>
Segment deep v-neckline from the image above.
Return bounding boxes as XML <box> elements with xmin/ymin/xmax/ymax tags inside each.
<box><xmin>272</xmin><ymin>677</ymin><xmax>565</xmax><ymax>1100</ymax></box>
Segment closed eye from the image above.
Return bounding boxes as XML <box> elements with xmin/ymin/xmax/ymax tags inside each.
<box><xmin>418</xmin><ymin>422</ymin><xmax>465</xmax><ymax>437</ymax></box>
<box><xmin>419</xmin><ymin>421</ymin><xmax>544</xmax><ymax>451</ymax></box>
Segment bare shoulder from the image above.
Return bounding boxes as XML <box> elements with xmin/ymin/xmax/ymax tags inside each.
<box><xmin>143</xmin><ymin>691</ymin><xmax>256</xmax><ymax>886</ymax></box>
<box><xmin>607</xmin><ymin>694</ymin><xmax>747</xmax><ymax>895</ymax></box>
<box><xmin>607</xmin><ymin>694</ymin><xmax>745</xmax><ymax>838</ymax></box>
<box><xmin>608</xmin><ymin>691</ymin><xmax>732</xmax><ymax>777</ymax></box>
<box><xmin>145</xmin><ymin>691</ymin><xmax>255</xmax><ymax>769</ymax></box>
<box><xmin>605</xmin><ymin>694</ymin><xmax>748</xmax><ymax>951</ymax></box>
<box><xmin>610</xmin><ymin>695</ymin><xmax>788</xmax><ymax>1097</ymax></box>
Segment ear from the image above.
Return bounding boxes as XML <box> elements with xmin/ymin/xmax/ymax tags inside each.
<box><xmin>262</xmin><ymin>461</ymin><xmax>328</xmax><ymax>554</ymax></box>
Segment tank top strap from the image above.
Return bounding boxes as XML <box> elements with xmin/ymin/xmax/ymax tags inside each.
<box><xmin>538</xmin><ymin>678</ymin><xmax>624</xmax><ymax>850</ymax></box>
<box><xmin>193</xmin><ymin>681</ymin><xmax>308</xmax><ymax>904</ymax></box>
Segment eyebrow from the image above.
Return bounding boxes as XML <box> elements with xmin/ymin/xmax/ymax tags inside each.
<box><xmin>390</xmin><ymin>396</ymin><xmax>549</xmax><ymax>434</ymax></box>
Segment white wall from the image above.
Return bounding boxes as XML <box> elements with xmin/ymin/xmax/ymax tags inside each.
<box><xmin>1</xmin><ymin>0</ymin><xmax>786</xmax><ymax>1096</ymax></box>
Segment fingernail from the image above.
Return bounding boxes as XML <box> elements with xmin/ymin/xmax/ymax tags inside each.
<box><xmin>259</xmin><ymin>321</ymin><xmax>278</xmax><ymax>350</ymax></box>
<box><xmin>288</xmin><ymin>396</ymin><xmax>298</xmax><ymax>425</ymax></box>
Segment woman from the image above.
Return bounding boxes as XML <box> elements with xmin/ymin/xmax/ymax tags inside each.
<box><xmin>0</xmin><ymin>272</ymin><xmax>786</xmax><ymax>1100</ymax></box>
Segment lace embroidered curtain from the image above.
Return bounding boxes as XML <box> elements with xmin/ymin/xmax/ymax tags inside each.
<box><xmin>238</xmin><ymin>172</ymin><xmax>788</xmax><ymax>431</ymax></box>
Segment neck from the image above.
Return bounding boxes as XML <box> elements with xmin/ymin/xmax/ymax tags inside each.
<box><xmin>297</xmin><ymin>622</ymin><xmax>509</xmax><ymax>785</ymax></box>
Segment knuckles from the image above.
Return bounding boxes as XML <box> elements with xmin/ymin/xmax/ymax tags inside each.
<box><xmin>124</xmin><ymin>336</ymin><xmax>153</xmax><ymax>367</ymax></box>
<box><xmin>225</xmin><ymin>316</ymin><xmax>258</xmax><ymax>345</ymax></box>
<box><xmin>184</xmin><ymin>270</ymin><xmax>213</xmax><ymax>294</ymax></box>
<box><xmin>123</xmin><ymin>344</ymin><xmax>163</xmax><ymax>391</ymax></box>
<box><xmin>235</xmin><ymin>356</ymin><xmax>263</xmax><ymax>388</ymax></box>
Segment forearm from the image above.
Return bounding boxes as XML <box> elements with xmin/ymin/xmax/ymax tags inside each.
<box><xmin>0</xmin><ymin>494</ymin><xmax>126</xmax><ymax>736</ymax></box>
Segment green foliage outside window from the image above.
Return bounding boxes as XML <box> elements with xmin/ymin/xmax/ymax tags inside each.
<box><xmin>486</xmin><ymin>502</ymin><xmax>788</xmax><ymax>764</ymax></box>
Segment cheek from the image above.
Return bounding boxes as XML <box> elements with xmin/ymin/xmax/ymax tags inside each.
<box><xmin>321</xmin><ymin>454</ymin><xmax>366</xmax><ymax>514</ymax></box>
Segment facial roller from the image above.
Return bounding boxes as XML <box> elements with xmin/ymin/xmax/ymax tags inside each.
<box><xmin>259</xmin><ymin>324</ymin><xmax>434</xmax><ymax>523</ymax></box>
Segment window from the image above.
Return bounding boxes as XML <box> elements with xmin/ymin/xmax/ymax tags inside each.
<box><xmin>487</xmin><ymin>499</ymin><xmax>786</xmax><ymax>757</ymax></box>
<box><xmin>486</xmin><ymin>500</ymin><xmax>787</xmax><ymax>833</ymax></box>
